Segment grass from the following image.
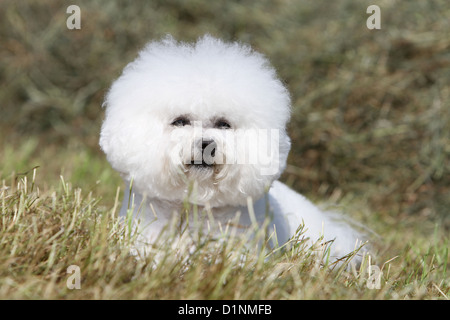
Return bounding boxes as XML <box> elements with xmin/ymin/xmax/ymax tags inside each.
<box><xmin>0</xmin><ymin>169</ymin><xmax>448</xmax><ymax>299</ymax></box>
<box><xmin>0</xmin><ymin>0</ymin><xmax>449</xmax><ymax>299</ymax></box>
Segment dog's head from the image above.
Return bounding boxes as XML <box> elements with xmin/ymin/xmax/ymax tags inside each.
<box><xmin>100</xmin><ymin>35</ymin><xmax>291</xmax><ymax>207</ymax></box>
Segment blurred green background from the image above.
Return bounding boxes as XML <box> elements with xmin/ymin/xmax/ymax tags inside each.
<box><xmin>1</xmin><ymin>0</ymin><xmax>449</xmax><ymax>235</ymax></box>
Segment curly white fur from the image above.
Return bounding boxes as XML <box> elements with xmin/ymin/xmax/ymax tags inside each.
<box><xmin>100</xmin><ymin>35</ymin><xmax>364</xmax><ymax>259</ymax></box>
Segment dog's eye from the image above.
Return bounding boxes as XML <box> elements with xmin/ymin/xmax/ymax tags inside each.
<box><xmin>214</xmin><ymin>119</ymin><xmax>231</xmax><ymax>129</ymax></box>
<box><xmin>171</xmin><ymin>117</ymin><xmax>191</xmax><ymax>127</ymax></box>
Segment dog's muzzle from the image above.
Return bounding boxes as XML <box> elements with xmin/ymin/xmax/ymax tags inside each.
<box><xmin>189</xmin><ymin>139</ymin><xmax>217</xmax><ymax>168</ymax></box>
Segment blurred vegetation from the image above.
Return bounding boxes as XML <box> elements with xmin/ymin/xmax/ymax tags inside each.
<box><xmin>1</xmin><ymin>0</ymin><xmax>449</xmax><ymax>233</ymax></box>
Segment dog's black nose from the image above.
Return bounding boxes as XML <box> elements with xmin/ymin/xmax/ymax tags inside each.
<box><xmin>202</xmin><ymin>139</ymin><xmax>216</xmax><ymax>158</ymax></box>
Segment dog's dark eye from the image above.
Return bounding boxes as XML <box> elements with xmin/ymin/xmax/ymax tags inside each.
<box><xmin>214</xmin><ymin>119</ymin><xmax>231</xmax><ymax>129</ymax></box>
<box><xmin>171</xmin><ymin>117</ymin><xmax>191</xmax><ymax>127</ymax></box>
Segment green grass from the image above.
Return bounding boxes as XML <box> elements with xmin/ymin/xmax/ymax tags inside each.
<box><xmin>0</xmin><ymin>0</ymin><xmax>449</xmax><ymax>299</ymax></box>
<box><xmin>0</xmin><ymin>169</ymin><xmax>448</xmax><ymax>299</ymax></box>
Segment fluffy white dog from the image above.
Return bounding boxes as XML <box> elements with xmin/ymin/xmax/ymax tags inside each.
<box><xmin>100</xmin><ymin>35</ymin><xmax>363</xmax><ymax>259</ymax></box>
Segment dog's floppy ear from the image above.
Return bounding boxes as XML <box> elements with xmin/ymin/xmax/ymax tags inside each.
<box><xmin>276</xmin><ymin>128</ymin><xmax>291</xmax><ymax>179</ymax></box>
<box><xmin>99</xmin><ymin>93</ymin><xmax>165</xmax><ymax>178</ymax></box>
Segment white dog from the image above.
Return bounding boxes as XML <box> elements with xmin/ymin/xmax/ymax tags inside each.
<box><xmin>100</xmin><ymin>35</ymin><xmax>364</xmax><ymax>259</ymax></box>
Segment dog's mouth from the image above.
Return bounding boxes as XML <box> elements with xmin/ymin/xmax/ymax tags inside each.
<box><xmin>186</xmin><ymin>139</ymin><xmax>218</xmax><ymax>171</ymax></box>
<box><xmin>185</xmin><ymin>160</ymin><xmax>225</xmax><ymax>179</ymax></box>
<box><xmin>187</xmin><ymin>160</ymin><xmax>215</xmax><ymax>170</ymax></box>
